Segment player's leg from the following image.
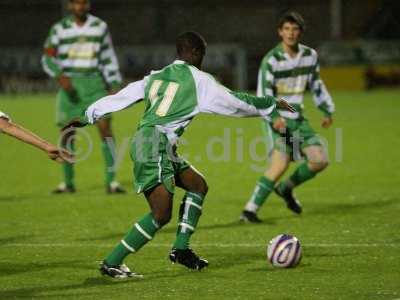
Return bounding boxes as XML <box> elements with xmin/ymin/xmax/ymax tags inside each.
<box><xmin>241</xmin><ymin>149</ymin><xmax>290</xmax><ymax>222</ymax></box>
<box><xmin>101</xmin><ymin>129</ymin><xmax>177</xmax><ymax>278</ymax></box>
<box><xmin>170</xmin><ymin>166</ymin><xmax>209</xmax><ymax>269</ymax></box>
<box><xmin>174</xmin><ymin>166</ymin><xmax>208</xmax><ymax>248</ymax></box>
<box><xmin>101</xmin><ymin>183</ymin><xmax>173</xmax><ymax>278</ymax></box>
<box><xmin>275</xmin><ymin>120</ymin><xmax>328</xmax><ymax>212</ymax></box>
<box><xmin>96</xmin><ymin>118</ymin><xmax>126</xmax><ymax>193</ymax></box>
<box><xmin>277</xmin><ymin>145</ymin><xmax>328</xmax><ymax>191</ymax></box>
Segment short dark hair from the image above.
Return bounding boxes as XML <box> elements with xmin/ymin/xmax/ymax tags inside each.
<box><xmin>176</xmin><ymin>31</ymin><xmax>207</xmax><ymax>56</ymax></box>
<box><xmin>278</xmin><ymin>11</ymin><xmax>305</xmax><ymax>32</ymax></box>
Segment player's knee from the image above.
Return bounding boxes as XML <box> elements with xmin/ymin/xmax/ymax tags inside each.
<box><xmin>100</xmin><ymin>131</ymin><xmax>113</xmax><ymax>140</ymax></box>
<box><xmin>153</xmin><ymin>210</ymin><xmax>172</xmax><ymax>227</ymax></box>
<box><xmin>265</xmin><ymin>164</ymin><xmax>287</xmax><ymax>181</ymax></box>
<box><xmin>188</xmin><ymin>177</ymin><xmax>208</xmax><ymax>195</ymax></box>
<box><xmin>195</xmin><ymin>178</ymin><xmax>208</xmax><ymax>196</ymax></box>
<box><xmin>309</xmin><ymin>159</ymin><xmax>329</xmax><ymax>172</ymax></box>
<box><xmin>199</xmin><ymin>179</ymin><xmax>209</xmax><ymax>195</ymax></box>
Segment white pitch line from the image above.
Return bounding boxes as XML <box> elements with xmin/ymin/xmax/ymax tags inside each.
<box><xmin>1</xmin><ymin>242</ymin><xmax>399</xmax><ymax>248</ymax></box>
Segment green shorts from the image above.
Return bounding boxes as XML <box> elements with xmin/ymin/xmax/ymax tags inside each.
<box><xmin>131</xmin><ymin>127</ymin><xmax>191</xmax><ymax>194</ymax></box>
<box><xmin>265</xmin><ymin>117</ymin><xmax>322</xmax><ymax>159</ymax></box>
<box><xmin>56</xmin><ymin>75</ymin><xmax>108</xmax><ymax>127</ymax></box>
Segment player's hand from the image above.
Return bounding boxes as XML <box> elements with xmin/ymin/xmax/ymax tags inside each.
<box><xmin>58</xmin><ymin>74</ymin><xmax>79</xmax><ymax>103</ymax></box>
<box><xmin>277</xmin><ymin>99</ymin><xmax>296</xmax><ymax>113</ymax></box>
<box><xmin>108</xmin><ymin>88</ymin><xmax>119</xmax><ymax>95</ymax></box>
<box><xmin>57</xmin><ymin>74</ymin><xmax>74</xmax><ymax>92</ymax></box>
<box><xmin>46</xmin><ymin>145</ymin><xmax>74</xmax><ymax>164</ymax></box>
<box><xmin>61</xmin><ymin>118</ymin><xmax>88</xmax><ymax>132</ymax></box>
<box><xmin>321</xmin><ymin>116</ymin><xmax>333</xmax><ymax>128</ymax></box>
<box><xmin>272</xmin><ymin>117</ymin><xmax>287</xmax><ymax>132</ymax></box>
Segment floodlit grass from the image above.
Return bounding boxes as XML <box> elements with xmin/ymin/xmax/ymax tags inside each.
<box><xmin>0</xmin><ymin>90</ymin><xmax>399</xmax><ymax>299</ymax></box>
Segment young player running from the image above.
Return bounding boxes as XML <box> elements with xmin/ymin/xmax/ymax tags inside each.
<box><xmin>240</xmin><ymin>12</ymin><xmax>335</xmax><ymax>223</ymax></box>
<box><xmin>0</xmin><ymin>111</ymin><xmax>72</xmax><ymax>163</ymax></box>
<box><xmin>41</xmin><ymin>0</ymin><xmax>125</xmax><ymax>194</ymax></box>
<box><xmin>67</xmin><ymin>31</ymin><xmax>294</xmax><ymax>278</ymax></box>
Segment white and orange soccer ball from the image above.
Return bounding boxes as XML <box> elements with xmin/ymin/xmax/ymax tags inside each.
<box><xmin>267</xmin><ymin>234</ymin><xmax>302</xmax><ymax>268</ymax></box>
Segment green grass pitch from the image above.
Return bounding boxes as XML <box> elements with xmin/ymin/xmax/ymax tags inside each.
<box><xmin>0</xmin><ymin>90</ymin><xmax>399</xmax><ymax>299</ymax></box>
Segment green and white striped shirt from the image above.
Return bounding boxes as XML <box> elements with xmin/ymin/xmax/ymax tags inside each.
<box><xmin>42</xmin><ymin>14</ymin><xmax>121</xmax><ymax>89</ymax></box>
<box><xmin>86</xmin><ymin>60</ymin><xmax>279</xmax><ymax>144</ymax></box>
<box><xmin>257</xmin><ymin>43</ymin><xmax>334</xmax><ymax>119</ymax></box>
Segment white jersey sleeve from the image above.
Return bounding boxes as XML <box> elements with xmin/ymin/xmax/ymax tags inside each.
<box><xmin>0</xmin><ymin>111</ymin><xmax>10</xmax><ymax>120</ymax></box>
<box><xmin>86</xmin><ymin>80</ymin><xmax>145</xmax><ymax>124</ymax></box>
<box><xmin>189</xmin><ymin>67</ymin><xmax>278</xmax><ymax>121</ymax></box>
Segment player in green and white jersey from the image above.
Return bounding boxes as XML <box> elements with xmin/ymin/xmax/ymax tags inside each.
<box><xmin>66</xmin><ymin>32</ymin><xmax>294</xmax><ymax>278</ymax></box>
<box><xmin>240</xmin><ymin>12</ymin><xmax>335</xmax><ymax>223</ymax></box>
<box><xmin>41</xmin><ymin>0</ymin><xmax>125</xmax><ymax>194</ymax></box>
<box><xmin>0</xmin><ymin>111</ymin><xmax>72</xmax><ymax>163</ymax></box>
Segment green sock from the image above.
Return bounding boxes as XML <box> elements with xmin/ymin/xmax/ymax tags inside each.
<box><xmin>62</xmin><ymin>143</ymin><xmax>75</xmax><ymax>188</ymax></box>
<box><xmin>62</xmin><ymin>163</ymin><xmax>74</xmax><ymax>188</ymax></box>
<box><xmin>173</xmin><ymin>192</ymin><xmax>205</xmax><ymax>249</ymax></box>
<box><xmin>105</xmin><ymin>213</ymin><xmax>160</xmax><ymax>266</ymax></box>
<box><xmin>101</xmin><ymin>140</ymin><xmax>115</xmax><ymax>186</ymax></box>
<box><xmin>282</xmin><ymin>162</ymin><xmax>316</xmax><ymax>190</ymax></box>
<box><xmin>245</xmin><ymin>176</ymin><xmax>275</xmax><ymax>212</ymax></box>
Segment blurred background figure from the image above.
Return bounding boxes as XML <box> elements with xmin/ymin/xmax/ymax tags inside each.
<box><xmin>41</xmin><ymin>0</ymin><xmax>125</xmax><ymax>194</ymax></box>
<box><xmin>240</xmin><ymin>11</ymin><xmax>335</xmax><ymax>223</ymax></box>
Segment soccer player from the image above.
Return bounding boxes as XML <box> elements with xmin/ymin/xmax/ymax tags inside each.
<box><xmin>240</xmin><ymin>12</ymin><xmax>335</xmax><ymax>223</ymax></box>
<box><xmin>41</xmin><ymin>0</ymin><xmax>125</xmax><ymax>194</ymax></box>
<box><xmin>0</xmin><ymin>111</ymin><xmax>72</xmax><ymax>163</ymax></box>
<box><xmin>66</xmin><ymin>31</ymin><xmax>293</xmax><ymax>278</ymax></box>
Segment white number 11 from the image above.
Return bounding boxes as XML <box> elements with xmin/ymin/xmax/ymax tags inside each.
<box><xmin>148</xmin><ymin>80</ymin><xmax>180</xmax><ymax>117</ymax></box>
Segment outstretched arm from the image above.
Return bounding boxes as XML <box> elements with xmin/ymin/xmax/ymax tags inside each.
<box><xmin>85</xmin><ymin>79</ymin><xmax>145</xmax><ymax>124</ymax></box>
<box><xmin>191</xmin><ymin>67</ymin><xmax>293</xmax><ymax>121</ymax></box>
<box><xmin>0</xmin><ymin>115</ymin><xmax>72</xmax><ymax>163</ymax></box>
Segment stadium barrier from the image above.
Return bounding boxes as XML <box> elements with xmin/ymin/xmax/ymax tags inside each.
<box><xmin>0</xmin><ymin>44</ymin><xmax>247</xmax><ymax>93</ymax></box>
<box><xmin>318</xmin><ymin>40</ymin><xmax>400</xmax><ymax>90</ymax></box>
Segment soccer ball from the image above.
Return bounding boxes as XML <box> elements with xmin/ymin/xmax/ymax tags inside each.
<box><xmin>267</xmin><ymin>234</ymin><xmax>302</xmax><ymax>268</ymax></box>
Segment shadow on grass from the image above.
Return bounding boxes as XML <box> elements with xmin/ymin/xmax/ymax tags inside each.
<box><xmin>308</xmin><ymin>197</ymin><xmax>399</xmax><ymax>216</ymax></box>
<box><xmin>204</xmin><ymin>247</ymin><xmax>266</xmax><ymax>271</ymax></box>
<box><xmin>78</xmin><ymin>218</ymin><xmax>284</xmax><ymax>242</ymax></box>
<box><xmin>0</xmin><ymin>194</ymin><xmax>41</xmax><ymax>202</ymax></box>
<box><xmin>0</xmin><ymin>260</ymin><xmax>93</xmax><ymax>278</ymax></box>
<box><xmin>0</xmin><ymin>235</ymin><xmax>32</xmax><ymax>246</ymax></box>
<box><xmin>0</xmin><ymin>268</ymin><xmax>195</xmax><ymax>298</ymax></box>
<box><xmin>305</xmin><ymin>252</ymin><xmax>355</xmax><ymax>258</ymax></box>
<box><xmin>247</xmin><ymin>262</ymin><xmax>311</xmax><ymax>273</ymax></box>
<box><xmin>80</xmin><ymin>179</ymin><xmax>134</xmax><ymax>195</ymax></box>
<box><xmin>0</xmin><ymin>276</ymin><xmax>133</xmax><ymax>299</ymax></box>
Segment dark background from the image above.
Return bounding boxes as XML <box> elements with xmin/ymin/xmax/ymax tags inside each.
<box><xmin>0</xmin><ymin>0</ymin><xmax>399</xmax><ymax>89</ymax></box>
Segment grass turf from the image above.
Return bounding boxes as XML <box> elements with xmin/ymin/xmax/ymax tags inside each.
<box><xmin>0</xmin><ymin>90</ymin><xmax>399</xmax><ymax>299</ymax></box>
